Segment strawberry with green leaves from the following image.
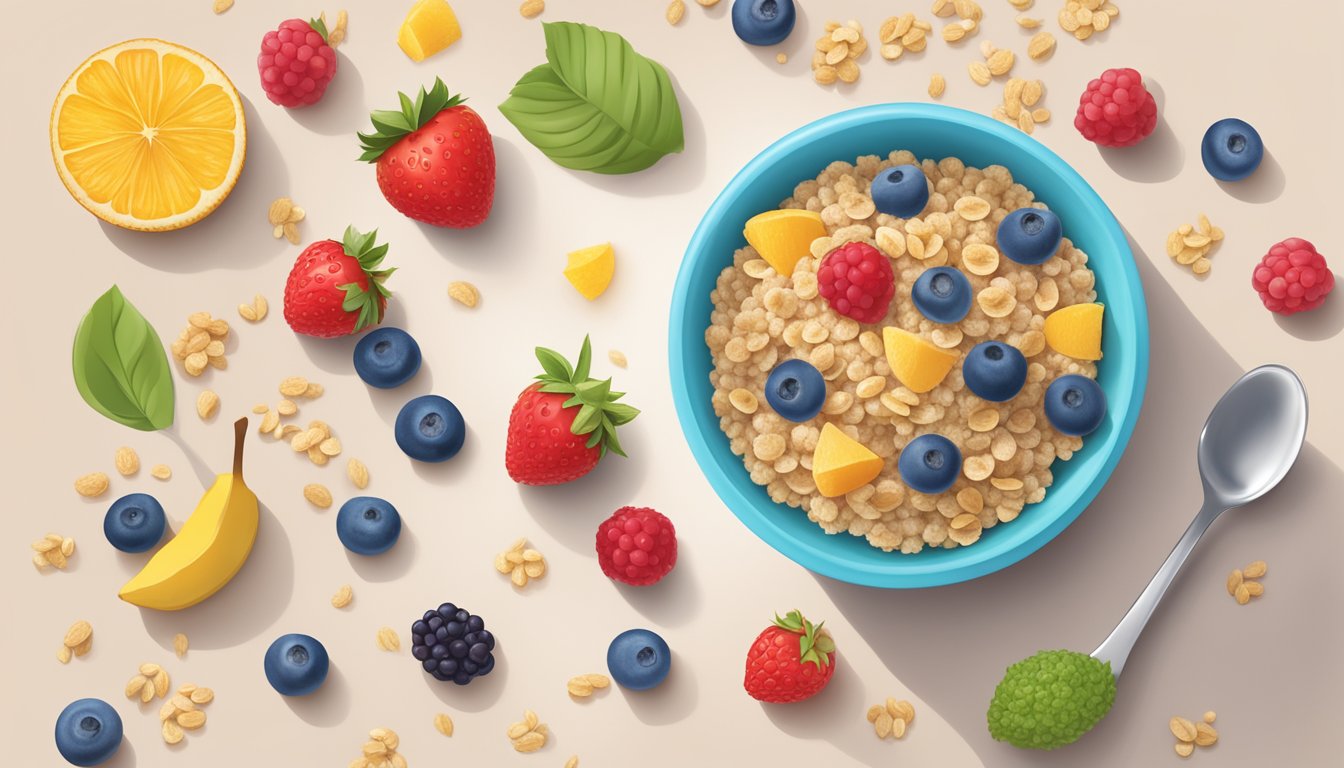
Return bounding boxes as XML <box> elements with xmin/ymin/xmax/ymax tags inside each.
<box><xmin>282</xmin><ymin>226</ymin><xmax>394</xmax><ymax>338</ymax></box>
<box><xmin>744</xmin><ymin>610</ymin><xmax>837</xmax><ymax>703</ymax></box>
<box><xmin>505</xmin><ymin>336</ymin><xmax>639</xmax><ymax>486</ymax></box>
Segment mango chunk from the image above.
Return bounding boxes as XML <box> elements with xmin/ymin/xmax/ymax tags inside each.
<box><xmin>813</xmin><ymin>423</ymin><xmax>885</xmax><ymax>497</ymax></box>
<box><xmin>744</xmin><ymin>209</ymin><xmax>828</xmax><ymax>278</ymax></box>
<box><xmin>398</xmin><ymin>0</ymin><xmax>462</xmax><ymax>62</ymax></box>
<box><xmin>883</xmin><ymin>327</ymin><xmax>959</xmax><ymax>394</ymax></box>
<box><xmin>564</xmin><ymin>243</ymin><xmax>616</xmax><ymax>300</ymax></box>
<box><xmin>1044</xmin><ymin>303</ymin><xmax>1104</xmax><ymax>360</ymax></box>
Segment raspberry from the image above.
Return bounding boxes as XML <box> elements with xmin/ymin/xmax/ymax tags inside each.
<box><xmin>1252</xmin><ymin>238</ymin><xmax>1334</xmax><ymax>315</ymax></box>
<box><xmin>595</xmin><ymin>507</ymin><xmax>677</xmax><ymax>586</ymax></box>
<box><xmin>1073</xmin><ymin>68</ymin><xmax>1158</xmax><ymax>148</ymax></box>
<box><xmin>817</xmin><ymin>242</ymin><xmax>895</xmax><ymax>324</ymax></box>
<box><xmin>258</xmin><ymin>18</ymin><xmax>337</xmax><ymax>108</ymax></box>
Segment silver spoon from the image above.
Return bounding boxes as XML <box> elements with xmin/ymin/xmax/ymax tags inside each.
<box><xmin>1091</xmin><ymin>364</ymin><xmax>1308</xmax><ymax>676</ymax></box>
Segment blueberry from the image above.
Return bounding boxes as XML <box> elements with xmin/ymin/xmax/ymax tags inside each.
<box><xmin>730</xmin><ymin>0</ymin><xmax>796</xmax><ymax>46</ymax></box>
<box><xmin>765</xmin><ymin>359</ymin><xmax>826</xmax><ymax>422</ymax></box>
<box><xmin>54</xmin><ymin>699</ymin><xmax>122</xmax><ymax>767</ymax></box>
<box><xmin>997</xmin><ymin>207</ymin><xmax>1063</xmax><ymax>265</ymax></box>
<box><xmin>353</xmin><ymin>327</ymin><xmax>422</xmax><ymax>389</ymax></box>
<box><xmin>1201</xmin><ymin>117</ymin><xmax>1264</xmax><ymax>182</ymax></box>
<box><xmin>869</xmin><ymin>164</ymin><xmax>930</xmax><ymax>218</ymax></box>
<box><xmin>911</xmin><ymin>267</ymin><xmax>973</xmax><ymax>324</ymax></box>
<box><xmin>1044</xmin><ymin>375</ymin><xmax>1107</xmax><ymax>436</ymax></box>
<box><xmin>963</xmin><ymin>342</ymin><xmax>1028</xmax><ymax>402</ymax></box>
<box><xmin>395</xmin><ymin>395</ymin><xmax>466</xmax><ymax>462</ymax></box>
<box><xmin>263</xmin><ymin>633</ymin><xmax>329</xmax><ymax>696</ymax></box>
<box><xmin>336</xmin><ymin>496</ymin><xmax>402</xmax><ymax>555</ymax></box>
<box><xmin>102</xmin><ymin>493</ymin><xmax>166</xmax><ymax>553</ymax></box>
<box><xmin>898</xmin><ymin>434</ymin><xmax>962</xmax><ymax>494</ymax></box>
<box><xmin>606</xmin><ymin>628</ymin><xmax>671</xmax><ymax>691</ymax></box>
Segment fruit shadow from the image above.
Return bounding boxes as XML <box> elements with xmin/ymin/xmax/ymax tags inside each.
<box><xmin>100</xmin><ymin>737</ymin><xmax>136</xmax><ymax>768</ymax></box>
<box><xmin>759</xmin><ymin>658</ymin><xmax>899</xmax><ymax>767</ymax></box>
<box><xmin>1097</xmin><ymin>80</ymin><xmax>1184</xmax><ymax>184</ymax></box>
<box><xmin>364</xmin><ymin>360</ymin><xmax>436</xmax><ymax>427</ymax></box>
<box><xmin>294</xmin><ymin>332</ymin><xmax>361</xmax><ymax>377</ymax></box>
<box><xmin>605</xmin><ymin>546</ymin><xmax>705</xmax><ymax>627</ymax></box>
<box><xmin>407</xmin><ymin>423</ymin><xmax>479</xmax><ymax>486</ymax></box>
<box><xmin>614</xmin><ymin>649</ymin><xmax>698</xmax><ymax>726</ymax></box>
<box><xmin>558</xmin><ymin>80</ymin><xmax>707</xmax><ymax>197</ymax></box>
<box><xmin>422</xmin><ymin>648</ymin><xmax>509</xmax><ymax>712</ymax></box>
<box><xmin>100</xmin><ymin>96</ymin><xmax>289</xmax><ymax>273</ymax></box>
<box><xmin>414</xmin><ymin>136</ymin><xmax>538</xmax><ymax>276</ymax></box>
<box><xmin>135</xmin><ymin>503</ymin><xmax>294</xmax><ymax>651</ymax></box>
<box><xmin>809</xmin><ymin>244</ymin><xmax>1344</xmax><ymax>767</ymax></box>
<box><xmin>343</xmin><ymin>523</ymin><xmax>418</xmax><ymax>582</ymax></box>
<box><xmin>1273</xmin><ymin>290</ymin><xmax>1344</xmax><ymax>341</ymax></box>
<box><xmin>514</xmin><ymin>423</ymin><xmax>652</xmax><ymax>556</ymax></box>
<box><xmin>1216</xmin><ymin>146</ymin><xmax>1286</xmax><ymax>204</ymax></box>
<box><xmin>285</xmin><ymin>52</ymin><xmax>366</xmax><ymax>137</ymax></box>
<box><xmin>283</xmin><ymin>662</ymin><xmax>353</xmax><ymax>726</ymax></box>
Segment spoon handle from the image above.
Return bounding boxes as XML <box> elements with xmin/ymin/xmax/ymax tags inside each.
<box><xmin>1091</xmin><ymin>497</ymin><xmax>1225</xmax><ymax>676</ymax></box>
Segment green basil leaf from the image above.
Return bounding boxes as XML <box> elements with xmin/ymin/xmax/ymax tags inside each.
<box><xmin>498</xmin><ymin>22</ymin><xmax>684</xmax><ymax>175</ymax></box>
<box><xmin>71</xmin><ymin>286</ymin><xmax>175</xmax><ymax>431</ymax></box>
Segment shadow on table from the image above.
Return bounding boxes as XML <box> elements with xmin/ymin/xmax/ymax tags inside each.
<box><xmin>812</xmin><ymin>244</ymin><xmax>1344</xmax><ymax>767</ymax></box>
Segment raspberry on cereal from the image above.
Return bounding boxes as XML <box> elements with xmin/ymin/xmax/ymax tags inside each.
<box><xmin>817</xmin><ymin>242</ymin><xmax>895</xmax><ymax>323</ymax></box>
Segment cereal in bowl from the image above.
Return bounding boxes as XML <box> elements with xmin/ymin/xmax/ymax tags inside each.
<box><xmin>706</xmin><ymin>151</ymin><xmax>1107</xmax><ymax>553</ymax></box>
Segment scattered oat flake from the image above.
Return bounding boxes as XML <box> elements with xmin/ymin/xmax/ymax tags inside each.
<box><xmin>332</xmin><ymin>584</ymin><xmax>354</xmax><ymax>608</ymax></box>
<box><xmin>434</xmin><ymin>712</ymin><xmax>455</xmax><ymax>736</ymax></box>
<box><xmin>608</xmin><ymin>350</ymin><xmax>628</xmax><ymax>368</ymax></box>
<box><xmin>776</xmin><ymin>52</ymin><xmax>788</xmax><ymax>64</ymax></box>
<box><xmin>347</xmin><ymin>458</ymin><xmax>370</xmax><ymax>489</ymax></box>
<box><xmin>303</xmin><ymin>483</ymin><xmax>333</xmax><ymax>509</ymax></box>
<box><xmin>115</xmin><ymin>446</ymin><xmax>140</xmax><ymax>476</ymax></box>
<box><xmin>75</xmin><ymin>472</ymin><xmax>110</xmax><ymax>498</ymax></box>
<box><xmin>448</xmin><ymin>281</ymin><xmax>479</xmax><ymax>308</ymax></box>
<box><xmin>376</xmin><ymin>626</ymin><xmax>401</xmax><ymax>651</ymax></box>
<box><xmin>173</xmin><ymin>633</ymin><xmax>189</xmax><ymax>656</ymax></box>
<box><xmin>520</xmin><ymin>0</ymin><xmax>544</xmax><ymax>18</ymax></box>
<box><xmin>928</xmin><ymin>73</ymin><xmax>946</xmax><ymax>98</ymax></box>
<box><xmin>666</xmin><ymin>0</ymin><xmax>685</xmax><ymax>25</ymax></box>
<box><xmin>213</xmin><ymin>0</ymin><xmax>234</xmax><ymax>13</ymax></box>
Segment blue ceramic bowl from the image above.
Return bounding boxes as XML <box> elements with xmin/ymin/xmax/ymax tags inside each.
<box><xmin>669</xmin><ymin>104</ymin><xmax>1148</xmax><ymax>588</ymax></box>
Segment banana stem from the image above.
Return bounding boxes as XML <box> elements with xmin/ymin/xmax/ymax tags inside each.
<box><xmin>232</xmin><ymin>417</ymin><xmax>247</xmax><ymax>478</ymax></box>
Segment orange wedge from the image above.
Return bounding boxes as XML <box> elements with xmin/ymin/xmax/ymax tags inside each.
<box><xmin>50</xmin><ymin>39</ymin><xmax>246</xmax><ymax>232</ymax></box>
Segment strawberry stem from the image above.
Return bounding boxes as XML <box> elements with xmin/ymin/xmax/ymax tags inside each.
<box><xmin>334</xmin><ymin>225</ymin><xmax>395</xmax><ymax>333</ymax></box>
<box><xmin>774</xmin><ymin>610</ymin><xmax>834</xmax><ymax>669</ymax></box>
<box><xmin>532</xmin><ymin>336</ymin><xmax>639</xmax><ymax>458</ymax></box>
<box><xmin>357</xmin><ymin>78</ymin><xmax>466</xmax><ymax>163</ymax></box>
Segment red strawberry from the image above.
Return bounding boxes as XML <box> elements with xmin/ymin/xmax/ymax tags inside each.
<box><xmin>505</xmin><ymin>336</ymin><xmax>639</xmax><ymax>486</ymax></box>
<box><xmin>283</xmin><ymin>226</ymin><xmax>394</xmax><ymax>338</ymax></box>
<box><xmin>744</xmin><ymin>610</ymin><xmax>837</xmax><ymax>704</ymax></box>
<box><xmin>357</xmin><ymin>78</ymin><xmax>495</xmax><ymax>228</ymax></box>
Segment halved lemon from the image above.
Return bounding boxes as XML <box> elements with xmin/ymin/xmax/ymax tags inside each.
<box><xmin>50</xmin><ymin>39</ymin><xmax>246</xmax><ymax>232</ymax></box>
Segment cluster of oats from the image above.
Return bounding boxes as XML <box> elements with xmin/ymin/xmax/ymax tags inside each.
<box><xmin>507</xmin><ymin>710</ymin><xmax>548</xmax><ymax>753</ymax></box>
<box><xmin>875</xmin><ymin>14</ymin><xmax>931</xmax><ymax>63</ymax></box>
<box><xmin>1058</xmin><ymin>0</ymin><xmax>1118</xmax><ymax>40</ymax></box>
<box><xmin>58</xmin><ymin>620</ymin><xmax>93</xmax><ymax>664</ymax></box>
<box><xmin>867</xmin><ymin>697</ymin><xmax>917</xmax><ymax>740</ymax></box>
<box><xmin>125</xmin><ymin>662</ymin><xmax>172</xmax><ymax>703</ymax></box>
<box><xmin>707</xmin><ymin>151</ymin><xmax>1099</xmax><ymax>553</ymax></box>
<box><xmin>171</xmin><ymin>312</ymin><xmax>231</xmax><ymax>376</ymax></box>
<box><xmin>967</xmin><ymin>39</ymin><xmax>1016</xmax><ymax>86</ymax></box>
<box><xmin>75</xmin><ymin>448</ymin><xmax>168</xmax><ymax>497</ymax></box>
<box><xmin>157</xmin><ymin>683</ymin><xmax>214</xmax><ymax>745</ymax></box>
<box><xmin>254</xmin><ymin>377</ymin><xmax>344</xmax><ymax>466</ymax></box>
<box><xmin>1165</xmin><ymin>214</ymin><xmax>1224</xmax><ymax>276</ymax></box>
<box><xmin>934</xmin><ymin>0</ymin><xmax>984</xmax><ymax>42</ymax></box>
<box><xmin>32</xmin><ymin>533</ymin><xmax>76</xmax><ymax>571</ymax></box>
<box><xmin>814</xmin><ymin>20</ymin><xmax>870</xmax><ymax>84</ymax></box>
<box><xmin>1170</xmin><ymin>711</ymin><xmax>1219</xmax><ymax>758</ymax></box>
<box><xmin>1227</xmin><ymin>559</ymin><xmax>1267</xmax><ymax>605</ymax></box>
<box><xmin>566</xmin><ymin>673</ymin><xmax>612</xmax><ymax>698</ymax></box>
<box><xmin>350</xmin><ymin>728</ymin><xmax>408</xmax><ymax>768</ymax></box>
<box><xmin>992</xmin><ymin>78</ymin><xmax>1052</xmax><ymax>135</ymax></box>
<box><xmin>237</xmin><ymin>293</ymin><xmax>269</xmax><ymax>322</ymax></box>
<box><xmin>495</xmin><ymin>538</ymin><xmax>548</xmax><ymax>588</ymax></box>
<box><xmin>268</xmin><ymin>197</ymin><xmax>306</xmax><ymax>244</ymax></box>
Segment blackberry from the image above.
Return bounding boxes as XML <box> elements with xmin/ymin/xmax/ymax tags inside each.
<box><xmin>411</xmin><ymin>603</ymin><xmax>496</xmax><ymax>685</ymax></box>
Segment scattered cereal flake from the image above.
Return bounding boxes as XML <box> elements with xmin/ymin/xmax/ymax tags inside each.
<box><xmin>520</xmin><ymin>0</ymin><xmax>545</xmax><ymax>18</ymax></box>
<box><xmin>565</xmin><ymin>757</ymin><xmax>579</xmax><ymax>768</ymax></box>
<box><xmin>63</xmin><ymin>620</ymin><xmax>93</xmax><ymax>649</ymax></box>
<box><xmin>376</xmin><ymin>626</ymin><xmax>401</xmax><ymax>651</ymax></box>
<box><xmin>173</xmin><ymin>633</ymin><xmax>189</xmax><ymax>657</ymax></box>
<box><xmin>57</xmin><ymin>646</ymin><xmax>72</xmax><ymax>664</ymax></box>
<box><xmin>968</xmin><ymin>60</ymin><xmax>991</xmax><ymax>85</ymax></box>
<box><xmin>1017</xmin><ymin>16</ymin><xmax>1042</xmax><ymax>28</ymax></box>
<box><xmin>447</xmin><ymin>281</ymin><xmax>479</xmax><ymax>308</ymax></box>
<box><xmin>776</xmin><ymin>52</ymin><xmax>788</xmax><ymax>64</ymax></box>
<box><xmin>115</xmin><ymin>446</ymin><xmax>140</xmax><ymax>476</ymax></box>
<box><xmin>303</xmin><ymin>483</ymin><xmax>333</xmax><ymax>509</ymax></box>
<box><xmin>608</xmin><ymin>349</ymin><xmax>628</xmax><ymax>368</ymax></box>
<box><xmin>213</xmin><ymin>0</ymin><xmax>234</xmax><ymax>14</ymax></box>
<box><xmin>666</xmin><ymin>0</ymin><xmax>685</xmax><ymax>25</ymax></box>
<box><xmin>928</xmin><ymin>73</ymin><xmax>946</xmax><ymax>98</ymax></box>
<box><xmin>75</xmin><ymin>472</ymin><xmax>110</xmax><ymax>498</ymax></box>
<box><xmin>197</xmin><ymin>390</ymin><xmax>220</xmax><ymax>420</ymax></box>
<box><xmin>1243</xmin><ymin>560</ymin><xmax>1267</xmax><ymax>578</ymax></box>
<box><xmin>267</xmin><ymin>197</ymin><xmax>293</xmax><ymax>226</ymax></box>
<box><xmin>332</xmin><ymin>584</ymin><xmax>354</xmax><ymax>608</ymax></box>
<box><xmin>279</xmin><ymin>376</ymin><xmax>309</xmax><ymax>397</ymax></box>
<box><xmin>1027</xmin><ymin>31</ymin><xmax>1055</xmax><ymax>59</ymax></box>
<box><xmin>347</xmin><ymin>458</ymin><xmax>370</xmax><ymax>489</ymax></box>
<box><xmin>1175</xmin><ymin>742</ymin><xmax>1194</xmax><ymax>758</ymax></box>
<box><xmin>434</xmin><ymin>712</ymin><xmax>455</xmax><ymax>736</ymax></box>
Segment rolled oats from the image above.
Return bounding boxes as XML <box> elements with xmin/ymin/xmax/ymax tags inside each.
<box><xmin>115</xmin><ymin>446</ymin><xmax>140</xmax><ymax>476</ymax></box>
<box><xmin>303</xmin><ymin>483</ymin><xmax>333</xmax><ymax>509</ymax></box>
<box><xmin>448</xmin><ymin>281</ymin><xmax>480</xmax><ymax>308</ymax></box>
<box><xmin>332</xmin><ymin>584</ymin><xmax>354</xmax><ymax>608</ymax></box>
<box><xmin>347</xmin><ymin>458</ymin><xmax>370</xmax><ymax>489</ymax></box>
<box><xmin>75</xmin><ymin>472</ymin><xmax>110</xmax><ymax>498</ymax></box>
<box><xmin>376</xmin><ymin>627</ymin><xmax>401</xmax><ymax>652</ymax></box>
<box><xmin>434</xmin><ymin>712</ymin><xmax>455</xmax><ymax>736</ymax></box>
<box><xmin>520</xmin><ymin>0</ymin><xmax>545</xmax><ymax>18</ymax></box>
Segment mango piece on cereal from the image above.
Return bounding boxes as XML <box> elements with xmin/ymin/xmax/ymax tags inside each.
<box><xmin>744</xmin><ymin>209</ymin><xmax>828</xmax><ymax>278</ymax></box>
<box><xmin>1044</xmin><ymin>303</ymin><xmax>1104</xmax><ymax>361</ymax></box>
<box><xmin>883</xmin><ymin>327</ymin><xmax>958</xmax><ymax>394</ymax></box>
<box><xmin>564</xmin><ymin>243</ymin><xmax>616</xmax><ymax>300</ymax></box>
<box><xmin>813</xmin><ymin>423</ymin><xmax>884</xmax><ymax>497</ymax></box>
<box><xmin>398</xmin><ymin>0</ymin><xmax>463</xmax><ymax>62</ymax></box>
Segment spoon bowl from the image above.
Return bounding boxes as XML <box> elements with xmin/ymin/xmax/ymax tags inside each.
<box><xmin>1198</xmin><ymin>365</ymin><xmax>1308</xmax><ymax>508</ymax></box>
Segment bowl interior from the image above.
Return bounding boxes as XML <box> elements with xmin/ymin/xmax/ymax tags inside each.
<box><xmin>669</xmin><ymin>104</ymin><xmax>1148</xmax><ymax>588</ymax></box>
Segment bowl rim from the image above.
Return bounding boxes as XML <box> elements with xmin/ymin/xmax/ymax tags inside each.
<box><xmin>669</xmin><ymin>103</ymin><xmax>1149</xmax><ymax>588</ymax></box>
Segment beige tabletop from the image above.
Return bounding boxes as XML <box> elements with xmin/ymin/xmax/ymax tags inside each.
<box><xmin>3</xmin><ymin>1</ymin><xmax>1341</xmax><ymax>766</ymax></box>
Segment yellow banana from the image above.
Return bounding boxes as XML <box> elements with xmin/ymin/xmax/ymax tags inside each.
<box><xmin>120</xmin><ymin>418</ymin><xmax>259</xmax><ymax>611</ymax></box>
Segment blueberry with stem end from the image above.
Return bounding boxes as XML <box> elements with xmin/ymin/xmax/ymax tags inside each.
<box><xmin>764</xmin><ymin>359</ymin><xmax>826</xmax><ymax>422</ymax></box>
<box><xmin>395</xmin><ymin>395</ymin><xmax>465</xmax><ymax>462</ymax></box>
<box><xmin>1045</xmin><ymin>375</ymin><xmax>1107</xmax><ymax>436</ymax></box>
<box><xmin>912</xmin><ymin>267</ymin><xmax>973</xmax><ymax>324</ymax></box>
<box><xmin>103</xmin><ymin>493</ymin><xmax>166</xmax><ymax>553</ymax></box>
<box><xmin>1201</xmin><ymin>118</ymin><xmax>1264</xmax><ymax>181</ymax></box>
<box><xmin>263</xmin><ymin>634</ymin><xmax>329</xmax><ymax>696</ymax></box>
<box><xmin>354</xmin><ymin>327</ymin><xmax>422</xmax><ymax>389</ymax></box>
<box><xmin>54</xmin><ymin>699</ymin><xmax>122</xmax><ymax>766</ymax></box>
<box><xmin>731</xmin><ymin>0</ymin><xmax>797</xmax><ymax>46</ymax></box>
<box><xmin>336</xmin><ymin>496</ymin><xmax>402</xmax><ymax>555</ymax></box>
<box><xmin>870</xmin><ymin>164</ymin><xmax>930</xmax><ymax>218</ymax></box>
<box><xmin>898</xmin><ymin>433</ymin><xmax>962</xmax><ymax>494</ymax></box>
<box><xmin>998</xmin><ymin>207</ymin><xmax>1063</xmax><ymax>265</ymax></box>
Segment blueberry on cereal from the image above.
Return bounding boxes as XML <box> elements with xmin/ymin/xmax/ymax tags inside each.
<box><xmin>912</xmin><ymin>267</ymin><xmax>973</xmax><ymax>324</ymax></box>
<box><xmin>731</xmin><ymin>0</ymin><xmax>797</xmax><ymax>47</ymax></box>
<box><xmin>898</xmin><ymin>434</ymin><xmax>961</xmax><ymax>494</ymax></box>
<box><xmin>869</xmin><ymin>163</ymin><xmax>929</xmax><ymax>218</ymax></box>
<box><xmin>765</xmin><ymin>359</ymin><xmax>826</xmax><ymax>422</ymax></box>
<box><xmin>963</xmin><ymin>342</ymin><xmax>1028</xmax><ymax>402</ymax></box>
<box><xmin>1045</xmin><ymin>375</ymin><xmax>1107</xmax><ymax>436</ymax></box>
<box><xmin>998</xmin><ymin>208</ymin><xmax>1062</xmax><ymax>265</ymax></box>
<box><xmin>1201</xmin><ymin>118</ymin><xmax>1264</xmax><ymax>182</ymax></box>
